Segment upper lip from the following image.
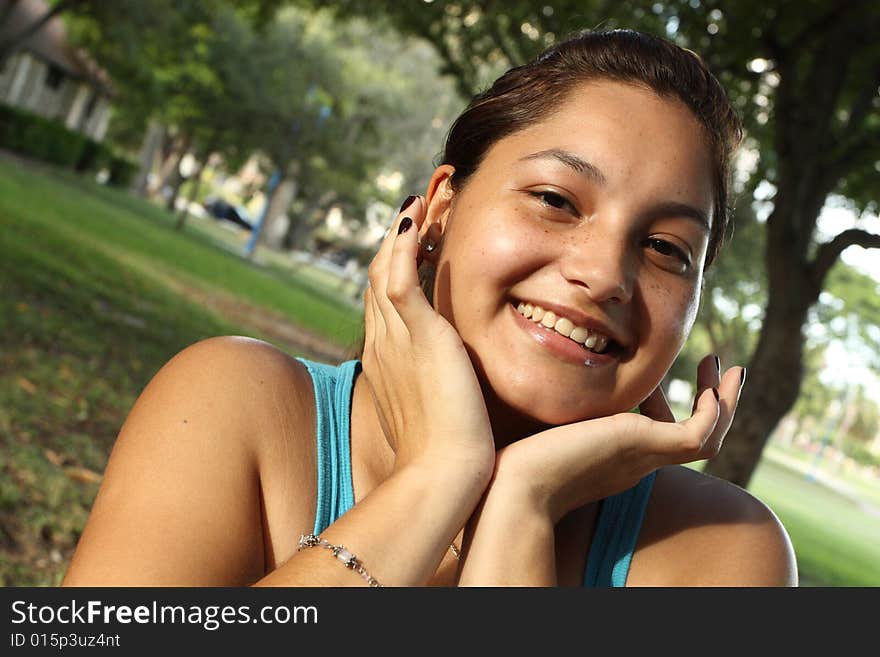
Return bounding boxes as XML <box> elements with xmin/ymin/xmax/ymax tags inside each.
<box><xmin>514</xmin><ymin>297</ymin><xmax>630</xmax><ymax>349</ymax></box>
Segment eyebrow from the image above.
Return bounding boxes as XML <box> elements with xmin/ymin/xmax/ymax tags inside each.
<box><xmin>520</xmin><ymin>148</ymin><xmax>710</xmax><ymax>233</ymax></box>
<box><xmin>520</xmin><ymin>148</ymin><xmax>608</xmax><ymax>186</ymax></box>
<box><xmin>646</xmin><ymin>201</ymin><xmax>711</xmax><ymax>233</ymax></box>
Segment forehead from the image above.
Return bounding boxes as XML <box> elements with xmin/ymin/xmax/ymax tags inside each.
<box><xmin>481</xmin><ymin>80</ymin><xmax>715</xmax><ymax>213</ymax></box>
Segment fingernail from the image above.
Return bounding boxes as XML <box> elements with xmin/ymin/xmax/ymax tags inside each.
<box><xmin>712</xmin><ymin>387</ymin><xmax>719</xmax><ymax>401</ymax></box>
<box><xmin>398</xmin><ymin>195</ymin><xmax>417</xmax><ymax>214</ymax></box>
<box><xmin>397</xmin><ymin>216</ymin><xmax>413</xmax><ymax>235</ymax></box>
<box><xmin>740</xmin><ymin>368</ymin><xmax>747</xmax><ymax>388</ymax></box>
<box><xmin>714</xmin><ymin>355</ymin><xmax>720</xmax><ymax>374</ymax></box>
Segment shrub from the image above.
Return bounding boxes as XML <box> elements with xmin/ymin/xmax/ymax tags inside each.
<box><xmin>0</xmin><ymin>104</ymin><xmax>88</xmax><ymax>166</ymax></box>
<box><xmin>75</xmin><ymin>138</ymin><xmax>114</xmax><ymax>173</ymax></box>
<box><xmin>107</xmin><ymin>155</ymin><xmax>139</xmax><ymax>188</ymax></box>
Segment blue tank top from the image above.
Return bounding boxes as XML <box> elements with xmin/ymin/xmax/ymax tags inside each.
<box><xmin>298</xmin><ymin>357</ymin><xmax>656</xmax><ymax>587</ymax></box>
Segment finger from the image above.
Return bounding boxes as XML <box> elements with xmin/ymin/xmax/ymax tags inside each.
<box><xmin>363</xmin><ymin>285</ymin><xmax>378</xmax><ymax>353</ymax></box>
<box><xmin>368</xmin><ymin>196</ymin><xmax>424</xmax><ymax>329</ymax></box>
<box><xmin>658</xmin><ymin>386</ymin><xmax>720</xmax><ymax>464</ymax></box>
<box><xmin>691</xmin><ymin>354</ymin><xmax>721</xmax><ymax>414</ymax></box>
<box><xmin>638</xmin><ymin>385</ymin><xmax>676</xmax><ymax>423</ymax></box>
<box><xmin>699</xmin><ymin>366</ymin><xmax>746</xmax><ymax>459</ymax></box>
<box><xmin>386</xmin><ymin>200</ymin><xmax>437</xmax><ymax>335</ymax></box>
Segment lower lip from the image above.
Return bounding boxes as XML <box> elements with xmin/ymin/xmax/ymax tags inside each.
<box><xmin>508</xmin><ymin>303</ymin><xmax>620</xmax><ymax>368</ymax></box>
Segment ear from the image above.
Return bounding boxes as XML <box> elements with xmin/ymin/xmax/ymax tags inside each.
<box><xmin>419</xmin><ymin>164</ymin><xmax>456</xmax><ymax>261</ymax></box>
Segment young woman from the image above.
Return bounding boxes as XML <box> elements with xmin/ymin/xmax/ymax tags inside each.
<box><xmin>63</xmin><ymin>29</ymin><xmax>797</xmax><ymax>587</ymax></box>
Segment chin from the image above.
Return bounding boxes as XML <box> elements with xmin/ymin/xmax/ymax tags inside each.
<box><xmin>491</xmin><ymin>380</ymin><xmax>638</xmax><ymax>427</ymax></box>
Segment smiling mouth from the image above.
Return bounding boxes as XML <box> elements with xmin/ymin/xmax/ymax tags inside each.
<box><xmin>513</xmin><ymin>301</ymin><xmax>623</xmax><ymax>356</ymax></box>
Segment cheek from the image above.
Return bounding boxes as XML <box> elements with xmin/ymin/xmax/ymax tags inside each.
<box><xmin>643</xmin><ymin>278</ymin><xmax>701</xmax><ymax>351</ymax></box>
<box><xmin>455</xmin><ymin>205</ymin><xmax>550</xmax><ymax>283</ymax></box>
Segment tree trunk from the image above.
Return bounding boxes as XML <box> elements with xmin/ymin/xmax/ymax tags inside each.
<box><xmin>174</xmin><ymin>161</ymin><xmax>205</xmax><ymax>231</ymax></box>
<box><xmin>703</xmin><ymin>173</ymin><xmax>828</xmax><ymax>487</ymax></box>
<box><xmin>150</xmin><ymin>133</ymin><xmax>190</xmax><ymax>198</ymax></box>
<box><xmin>260</xmin><ymin>161</ymin><xmax>299</xmax><ymax>249</ymax></box>
<box><xmin>164</xmin><ymin>165</ymin><xmax>185</xmax><ymax>213</ymax></box>
<box><xmin>283</xmin><ymin>190</ymin><xmax>337</xmax><ymax>251</ymax></box>
<box><xmin>132</xmin><ymin>121</ymin><xmax>165</xmax><ymax>197</ymax></box>
<box><xmin>703</xmin><ymin>293</ymin><xmax>810</xmax><ymax>486</ymax></box>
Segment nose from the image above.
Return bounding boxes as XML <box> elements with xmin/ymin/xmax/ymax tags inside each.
<box><xmin>559</xmin><ymin>231</ymin><xmax>635</xmax><ymax>305</ymax></box>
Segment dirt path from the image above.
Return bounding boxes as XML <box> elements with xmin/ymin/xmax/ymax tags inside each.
<box><xmin>179</xmin><ymin>282</ymin><xmax>359</xmax><ymax>363</ymax></box>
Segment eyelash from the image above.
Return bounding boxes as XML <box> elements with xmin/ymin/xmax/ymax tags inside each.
<box><xmin>646</xmin><ymin>238</ymin><xmax>691</xmax><ymax>268</ymax></box>
<box><xmin>529</xmin><ymin>190</ymin><xmax>692</xmax><ymax>270</ymax></box>
<box><xmin>529</xmin><ymin>190</ymin><xmax>578</xmax><ymax>214</ymax></box>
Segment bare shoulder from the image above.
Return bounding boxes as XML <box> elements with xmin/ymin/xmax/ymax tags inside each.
<box><xmin>628</xmin><ymin>464</ymin><xmax>798</xmax><ymax>587</ymax></box>
<box><xmin>63</xmin><ymin>336</ymin><xmax>319</xmax><ymax>585</ymax></box>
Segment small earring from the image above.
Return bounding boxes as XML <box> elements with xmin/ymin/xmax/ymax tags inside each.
<box><xmin>422</xmin><ymin>238</ymin><xmax>437</xmax><ymax>253</ymax></box>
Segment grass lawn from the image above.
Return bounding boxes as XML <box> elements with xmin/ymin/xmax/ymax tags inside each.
<box><xmin>0</xmin><ymin>155</ymin><xmax>361</xmax><ymax>585</ymax></box>
<box><xmin>749</xmin><ymin>458</ymin><xmax>880</xmax><ymax>586</ymax></box>
<box><xmin>2</xmin><ymin>155</ymin><xmax>877</xmax><ymax>586</ymax></box>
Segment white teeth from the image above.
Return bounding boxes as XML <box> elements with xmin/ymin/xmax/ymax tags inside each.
<box><xmin>554</xmin><ymin>317</ymin><xmax>574</xmax><ymax>337</ymax></box>
<box><xmin>515</xmin><ymin>301</ymin><xmax>613</xmax><ymax>354</ymax></box>
<box><xmin>569</xmin><ymin>327</ymin><xmax>589</xmax><ymax>344</ymax></box>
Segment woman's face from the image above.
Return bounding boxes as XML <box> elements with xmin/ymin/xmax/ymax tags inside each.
<box><xmin>424</xmin><ymin>80</ymin><xmax>715</xmax><ymax>431</ymax></box>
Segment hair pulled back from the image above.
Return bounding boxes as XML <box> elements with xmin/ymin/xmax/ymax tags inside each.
<box><xmin>441</xmin><ymin>29</ymin><xmax>742</xmax><ymax>266</ymax></box>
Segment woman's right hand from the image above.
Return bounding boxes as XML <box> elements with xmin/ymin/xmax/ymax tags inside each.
<box><xmin>362</xmin><ymin>195</ymin><xmax>496</xmax><ymax>480</ymax></box>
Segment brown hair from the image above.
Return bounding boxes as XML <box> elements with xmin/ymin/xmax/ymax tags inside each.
<box><xmin>441</xmin><ymin>28</ymin><xmax>742</xmax><ymax>267</ymax></box>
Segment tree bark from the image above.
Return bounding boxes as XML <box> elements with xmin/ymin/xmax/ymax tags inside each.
<box><xmin>703</xmin><ymin>289</ymin><xmax>810</xmax><ymax>486</ymax></box>
<box><xmin>260</xmin><ymin>160</ymin><xmax>299</xmax><ymax>249</ymax></box>
<box><xmin>702</xmin><ymin>170</ymin><xmax>830</xmax><ymax>487</ymax></box>
<box><xmin>132</xmin><ymin>120</ymin><xmax>165</xmax><ymax>197</ymax></box>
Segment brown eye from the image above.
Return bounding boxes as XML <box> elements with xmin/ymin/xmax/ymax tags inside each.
<box><xmin>530</xmin><ymin>191</ymin><xmax>577</xmax><ymax>214</ymax></box>
<box><xmin>646</xmin><ymin>238</ymin><xmax>691</xmax><ymax>268</ymax></box>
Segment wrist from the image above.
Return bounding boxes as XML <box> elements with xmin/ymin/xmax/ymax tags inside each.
<box><xmin>391</xmin><ymin>453</ymin><xmax>493</xmax><ymax>507</ymax></box>
<box><xmin>491</xmin><ymin>446</ymin><xmax>561</xmax><ymax>523</ymax></box>
<box><xmin>393</xmin><ymin>444</ymin><xmax>495</xmax><ymax>490</ymax></box>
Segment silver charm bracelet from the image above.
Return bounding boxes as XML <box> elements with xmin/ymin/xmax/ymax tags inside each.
<box><xmin>298</xmin><ymin>534</ymin><xmax>382</xmax><ymax>587</ymax></box>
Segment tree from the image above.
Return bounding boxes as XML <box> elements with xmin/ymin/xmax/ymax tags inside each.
<box><xmin>313</xmin><ymin>0</ymin><xmax>880</xmax><ymax>488</ymax></box>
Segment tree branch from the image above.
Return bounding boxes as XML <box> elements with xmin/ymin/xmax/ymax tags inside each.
<box><xmin>824</xmin><ymin>130</ymin><xmax>880</xmax><ymax>189</ymax></box>
<box><xmin>482</xmin><ymin>0</ymin><xmax>522</xmax><ymax>67</ymax></box>
<box><xmin>811</xmin><ymin>229</ymin><xmax>880</xmax><ymax>289</ymax></box>
<box><xmin>785</xmin><ymin>0</ymin><xmax>866</xmax><ymax>49</ymax></box>
<box><xmin>836</xmin><ymin>63</ymin><xmax>880</xmax><ymax>146</ymax></box>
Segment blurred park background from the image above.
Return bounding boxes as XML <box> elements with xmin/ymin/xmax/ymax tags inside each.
<box><xmin>1</xmin><ymin>0</ymin><xmax>878</xmax><ymax>586</ymax></box>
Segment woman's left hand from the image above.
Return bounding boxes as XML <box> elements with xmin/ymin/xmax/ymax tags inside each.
<box><xmin>489</xmin><ymin>355</ymin><xmax>746</xmax><ymax>524</ymax></box>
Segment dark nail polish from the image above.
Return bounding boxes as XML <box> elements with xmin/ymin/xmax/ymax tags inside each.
<box><xmin>712</xmin><ymin>387</ymin><xmax>719</xmax><ymax>401</ymax></box>
<box><xmin>398</xmin><ymin>195</ymin><xmax>417</xmax><ymax>214</ymax></box>
<box><xmin>740</xmin><ymin>368</ymin><xmax>747</xmax><ymax>387</ymax></box>
<box><xmin>714</xmin><ymin>355</ymin><xmax>720</xmax><ymax>374</ymax></box>
<box><xmin>397</xmin><ymin>216</ymin><xmax>413</xmax><ymax>235</ymax></box>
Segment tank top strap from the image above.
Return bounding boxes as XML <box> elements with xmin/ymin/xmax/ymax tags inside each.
<box><xmin>583</xmin><ymin>470</ymin><xmax>657</xmax><ymax>587</ymax></box>
<box><xmin>296</xmin><ymin>358</ymin><xmax>360</xmax><ymax>534</ymax></box>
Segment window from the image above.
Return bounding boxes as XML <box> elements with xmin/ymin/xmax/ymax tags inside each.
<box><xmin>45</xmin><ymin>64</ymin><xmax>64</xmax><ymax>90</ymax></box>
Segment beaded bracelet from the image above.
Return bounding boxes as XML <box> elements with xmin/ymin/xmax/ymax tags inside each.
<box><xmin>298</xmin><ymin>534</ymin><xmax>382</xmax><ymax>587</ymax></box>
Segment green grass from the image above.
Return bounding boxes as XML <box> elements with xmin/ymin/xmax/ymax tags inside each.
<box><xmin>749</xmin><ymin>457</ymin><xmax>880</xmax><ymax>587</ymax></box>
<box><xmin>1</xmin><ymin>160</ymin><xmax>363</xmax><ymax>345</ymax></box>
<box><xmin>0</xmin><ymin>155</ymin><xmax>361</xmax><ymax>585</ymax></box>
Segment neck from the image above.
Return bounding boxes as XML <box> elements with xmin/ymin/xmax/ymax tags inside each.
<box><xmin>479</xmin><ymin>378</ymin><xmax>553</xmax><ymax>450</ymax></box>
